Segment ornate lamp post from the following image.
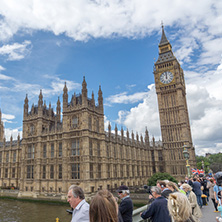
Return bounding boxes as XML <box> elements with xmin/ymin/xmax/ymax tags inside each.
<box><xmin>183</xmin><ymin>145</ymin><xmax>190</xmax><ymax>178</ymax></box>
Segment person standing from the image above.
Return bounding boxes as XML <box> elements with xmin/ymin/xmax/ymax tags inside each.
<box><xmin>67</xmin><ymin>185</ymin><xmax>89</xmax><ymax>222</ymax></box>
<box><xmin>182</xmin><ymin>183</ymin><xmax>202</xmax><ymax>222</ymax></box>
<box><xmin>117</xmin><ymin>185</ymin><xmax>133</xmax><ymax>222</ymax></box>
<box><xmin>168</xmin><ymin>192</ymin><xmax>195</xmax><ymax>222</ymax></box>
<box><xmin>89</xmin><ymin>189</ymin><xmax>118</xmax><ymax>222</ymax></box>
<box><xmin>214</xmin><ymin>172</ymin><xmax>222</xmax><ymax>207</ymax></box>
<box><xmin>207</xmin><ymin>178</ymin><xmax>218</xmax><ymax>212</ymax></box>
<box><xmin>193</xmin><ymin>178</ymin><xmax>203</xmax><ymax>208</ymax></box>
<box><xmin>140</xmin><ymin>186</ymin><xmax>171</xmax><ymax>222</ymax></box>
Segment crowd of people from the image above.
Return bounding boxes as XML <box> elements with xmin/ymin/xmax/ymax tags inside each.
<box><xmin>66</xmin><ymin>171</ymin><xmax>222</xmax><ymax>222</ymax></box>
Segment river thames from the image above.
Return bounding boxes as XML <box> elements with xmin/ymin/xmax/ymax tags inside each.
<box><xmin>0</xmin><ymin>199</ymin><xmax>71</xmax><ymax>222</ymax></box>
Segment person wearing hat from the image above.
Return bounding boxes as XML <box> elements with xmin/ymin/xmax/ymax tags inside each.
<box><xmin>117</xmin><ymin>185</ymin><xmax>133</xmax><ymax>222</ymax></box>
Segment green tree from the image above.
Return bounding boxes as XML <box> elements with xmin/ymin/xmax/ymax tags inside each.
<box><xmin>147</xmin><ymin>172</ymin><xmax>178</xmax><ymax>186</ymax></box>
<box><xmin>196</xmin><ymin>153</ymin><xmax>222</xmax><ymax>174</ymax></box>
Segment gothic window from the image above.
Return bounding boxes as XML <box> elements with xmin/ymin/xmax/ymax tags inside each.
<box><xmin>137</xmin><ymin>165</ymin><xmax>140</xmax><ymax>176</ymax></box>
<box><xmin>71</xmin><ymin>163</ymin><xmax>80</xmax><ymax>179</ymax></box>
<box><xmin>127</xmin><ymin>165</ymin><xmax>129</xmax><ymax>177</ymax></box>
<box><xmin>114</xmin><ymin>145</ymin><xmax>116</xmax><ymax>158</ymax></box>
<box><xmin>98</xmin><ymin>164</ymin><xmax>101</xmax><ymax>178</ymax></box>
<box><xmin>71</xmin><ymin>139</ymin><xmax>80</xmax><ymax>156</ymax></box>
<box><xmin>5</xmin><ymin>168</ymin><xmax>8</xmax><ymax>178</ymax></box>
<box><xmin>0</xmin><ymin>152</ymin><xmax>2</xmax><ymax>163</ymax></box>
<box><xmin>12</xmin><ymin>168</ymin><xmax>15</xmax><ymax>178</ymax></box>
<box><xmin>132</xmin><ymin>165</ymin><xmax>134</xmax><ymax>177</ymax></box>
<box><xmin>59</xmin><ymin>142</ymin><xmax>62</xmax><ymax>157</ymax></box>
<box><xmin>72</xmin><ymin>116</ymin><xmax>78</xmax><ymax>128</ymax></box>
<box><xmin>120</xmin><ymin>166</ymin><xmax>123</xmax><ymax>178</ymax></box>
<box><xmin>113</xmin><ymin>165</ymin><xmax>117</xmax><ymax>178</ymax></box>
<box><xmin>27</xmin><ymin>165</ymin><xmax>34</xmax><ymax>179</ymax></box>
<box><xmin>89</xmin><ymin>140</ymin><xmax>93</xmax><ymax>156</ymax></box>
<box><xmin>97</xmin><ymin>141</ymin><xmax>100</xmax><ymax>157</ymax></box>
<box><xmin>90</xmin><ymin>164</ymin><xmax>93</xmax><ymax>179</ymax></box>
<box><xmin>51</xmin><ymin>144</ymin><xmax>54</xmax><ymax>158</ymax></box>
<box><xmin>88</xmin><ymin>116</ymin><xmax>92</xmax><ymax>130</ymax></box>
<box><xmin>50</xmin><ymin>165</ymin><xmax>54</xmax><ymax>179</ymax></box>
<box><xmin>6</xmin><ymin>152</ymin><xmax>9</xmax><ymax>163</ymax></box>
<box><xmin>30</xmin><ymin>124</ymin><xmax>35</xmax><ymax>134</ymax></box>
<box><xmin>0</xmin><ymin>168</ymin><xmax>1</xmax><ymax>178</ymax></box>
<box><xmin>28</xmin><ymin>145</ymin><xmax>35</xmax><ymax>159</ymax></box>
<box><xmin>59</xmin><ymin>164</ymin><xmax>62</xmax><ymax>179</ymax></box>
<box><xmin>13</xmin><ymin>151</ymin><xmax>16</xmax><ymax>163</ymax></box>
<box><xmin>42</xmin><ymin>165</ymin><xmax>46</xmax><ymax>179</ymax></box>
<box><xmin>107</xmin><ymin>164</ymin><xmax>110</xmax><ymax>178</ymax></box>
<box><xmin>106</xmin><ymin>145</ymin><xmax>109</xmax><ymax>158</ymax></box>
<box><xmin>96</xmin><ymin>118</ymin><xmax>99</xmax><ymax>132</ymax></box>
<box><xmin>158</xmin><ymin>151</ymin><xmax>163</xmax><ymax>161</ymax></box>
<box><xmin>43</xmin><ymin>144</ymin><xmax>47</xmax><ymax>158</ymax></box>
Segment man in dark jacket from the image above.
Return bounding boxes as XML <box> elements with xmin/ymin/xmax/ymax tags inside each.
<box><xmin>140</xmin><ymin>186</ymin><xmax>171</xmax><ymax>222</ymax></box>
<box><xmin>193</xmin><ymin>178</ymin><xmax>203</xmax><ymax>208</ymax></box>
<box><xmin>117</xmin><ymin>185</ymin><xmax>133</xmax><ymax>222</ymax></box>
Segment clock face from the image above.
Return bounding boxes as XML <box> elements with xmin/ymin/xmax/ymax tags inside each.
<box><xmin>160</xmin><ymin>71</ymin><xmax>174</xmax><ymax>84</ymax></box>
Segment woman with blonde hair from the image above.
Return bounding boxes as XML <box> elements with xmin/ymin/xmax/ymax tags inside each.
<box><xmin>89</xmin><ymin>189</ymin><xmax>120</xmax><ymax>222</ymax></box>
<box><xmin>167</xmin><ymin>181</ymin><xmax>186</xmax><ymax>194</ymax></box>
<box><xmin>182</xmin><ymin>183</ymin><xmax>202</xmax><ymax>222</ymax></box>
<box><xmin>168</xmin><ymin>192</ymin><xmax>195</xmax><ymax>222</ymax></box>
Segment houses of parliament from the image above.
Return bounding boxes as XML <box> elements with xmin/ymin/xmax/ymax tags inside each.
<box><xmin>0</xmin><ymin>27</ymin><xmax>196</xmax><ymax>199</ymax></box>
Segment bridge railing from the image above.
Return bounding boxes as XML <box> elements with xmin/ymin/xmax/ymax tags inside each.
<box><xmin>132</xmin><ymin>204</ymin><xmax>151</xmax><ymax>222</ymax></box>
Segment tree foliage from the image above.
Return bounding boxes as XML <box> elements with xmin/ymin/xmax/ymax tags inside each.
<box><xmin>147</xmin><ymin>172</ymin><xmax>178</xmax><ymax>186</ymax></box>
<box><xmin>196</xmin><ymin>153</ymin><xmax>222</xmax><ymax>174</ymax></box>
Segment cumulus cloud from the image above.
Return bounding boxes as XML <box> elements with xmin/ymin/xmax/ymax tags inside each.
<box><xmin>2</xmin><ymin>113</ymin><xmax>15</xmax><ymax>120</ymax></box>
<box><xmin>106</xmin><ymin>91</ymin><xmax>149</xmax><ymax>104</ymax></box>
<box><xmin>0</xmin><ymin>0</ymin><xmax>221</xmax><ymax>66</ymax></box>
<box><xmin>0</xmin><ymin>40</ymin><xmax>32</xmax><ymax>61</ymax></box>
<box><xmin>4</xmin><ymin>127</ymin><xmax>22</xmax><ymax>141</ymax></box>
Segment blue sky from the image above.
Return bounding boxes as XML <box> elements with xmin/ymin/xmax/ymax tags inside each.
<box><xmin>0</xmin><ymin>0</ymin><xmax>222</xmax><ymax>156</ymax></box>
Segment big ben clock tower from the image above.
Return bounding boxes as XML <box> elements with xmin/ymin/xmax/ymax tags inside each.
<box><xmin>154</xmin><ymin>25</ymin><xmax>196</xmax><ymax>177</ymax></box>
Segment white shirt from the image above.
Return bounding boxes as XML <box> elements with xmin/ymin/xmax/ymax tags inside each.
<box><xmin>71</xmin><ymin>199</ymin><xmax>89</xmax><ymax>222</ymax></box>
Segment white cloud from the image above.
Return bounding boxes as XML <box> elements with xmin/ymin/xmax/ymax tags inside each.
<box><xmin>114</xmin><ymin>84</ymin><xmax>161</xmax><ymax>138</ymax></box>
<box><xmin>2</xmin><ymin>113</ymin><xmax>15</xmax><ymax>120</ymax></box>
<box><xmin>4</xmin><ymin>127</ymin><xmax>22</xmax><ymax>141</ymax></box>
<box><xmin>0</xmin><ymin>0</ymin><xmax>221</xmax><ymax>66</ymax></box>
<box><xmin>113</xmin><ymin>61</ymin><xmax>222</xmax><ymax>156</ymax></box>
<box><xmin>0</xmin><ymin>40</ymin><xmax>32</xmax><ymax>61</ymax></box>
<box><xmin>0</xmin><ymin>65</ymin><xmax>5</xmax><ymax>71</ymax></box>
<box><xmin>106</xmin><ymin>91</ymin><xmax>149</xmax><ymax>104</ymax></box>
<box><xmin>0</xmin><ymin>73</ymin><xmax>14</xmax><ymax>80</ymax></box>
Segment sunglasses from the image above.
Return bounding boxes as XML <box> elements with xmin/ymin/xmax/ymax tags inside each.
<box><xmin>118</xmin><ymin>191</ymin><xmax>123</xmax><ymax>194</ymax></box>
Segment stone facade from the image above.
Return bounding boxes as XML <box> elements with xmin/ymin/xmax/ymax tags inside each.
<box><xmin>0</xmin><ymin>28</ymin><xmax>196</xmax><ymax>199</ymax></box>
<box><xmin>153</xmin><ymin>26</ymin><xmax>196</xmax><ymax>177</ymax></box>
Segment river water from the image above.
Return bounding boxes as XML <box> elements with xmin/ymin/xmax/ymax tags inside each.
<box><xmin>0</xmin><ymin>199</ymin><xmax>72</xmax><ymax>222</ymax></box>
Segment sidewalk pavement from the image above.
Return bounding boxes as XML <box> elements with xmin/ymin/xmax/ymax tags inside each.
<box><xmin>201</xmin><ymin>199</ymin><xmax>221</xmax><ymax>222</ymax></box>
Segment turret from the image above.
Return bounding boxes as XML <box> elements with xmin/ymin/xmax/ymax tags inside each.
<box><xmin>98</xmin><ymin>85</ymin><xmax>103</xmax><ymax>112</ymax></box>
<box><xmin>82</xmin><ymin>76</ymin><xmax>87</xmax><ymax>106</ymax></box>
<box><xmin>91</xmin><ymin>91</ymin><xmax>95</xmax><ymax>107</ymax></box>
<box><xmin>56</xmin><ymin>97</ymin><xmax>61</xmax><ymax>122</ymax></box>
<box><xmin>23</xmin><ymin>94</ymin><xmax>29</xmax><ymax>118</ymax></box>
<box><xmin>145</xmin><ymin>127</ymin><xmax>150</xmax><ymax>146</ymax></box>
<box><xmin>63</xmin><ymin>82</ymin><xmax>68</xmax><ymax>111</ymax></box>
<box><xmin>126</xmin><ymin>129</ymin><xmax>129</xmax><ymax>142</ymax></box>
<box><xmin>121</xmin><ymin>127</ymin><xmax>124</xmax><ymax>140</ymax></box>
<box><xmin>108</xmin><ymin>122</ymin><xmax>111</xmax><ymax>137</ymax></box>
<box><xmin>115</xmin><ymin>125</ymin><xmax>118</xmax><ymax>140</ymax></box>
<box><xmin>38</xmin><ymin>90</ymin><xmax>43</xmax><ymax>107</ymax></box>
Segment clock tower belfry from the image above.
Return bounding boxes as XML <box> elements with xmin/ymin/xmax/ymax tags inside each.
<box><xmin>153</xmin><ymin>25</ymin><xmax>196</xmax><ymax>177</ymax></box>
